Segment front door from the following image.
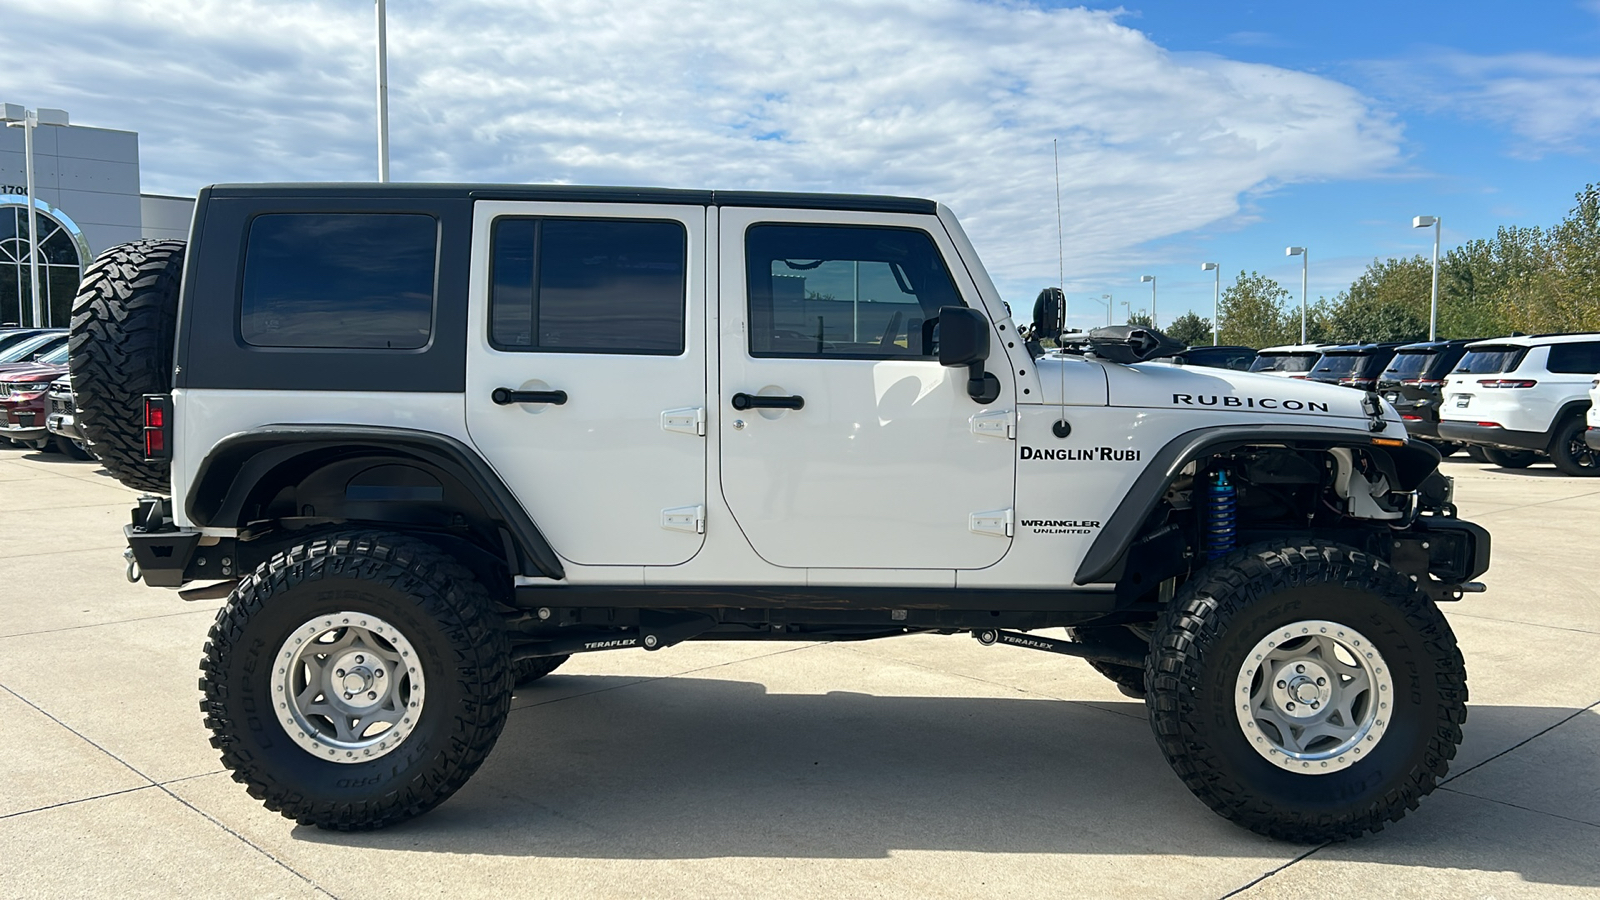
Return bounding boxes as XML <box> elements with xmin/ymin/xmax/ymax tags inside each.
<box><xmin>465</xmin><ymin>201</ymin><xmax>707</xmax><ymax>567</ymax></box>
<box><xmin>717</xmin><ymin>208</ymin><xmax>1016</xmax><ymax>570</ymax></box>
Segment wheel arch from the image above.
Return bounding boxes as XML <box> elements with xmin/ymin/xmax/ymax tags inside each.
<box><xmin>186</xmin><ymin>425</ymin><xmax>565</xmax><ymax>579</ymax></box>
<box><xmin>1073</xmin><ymin>424</ymin><xmax>1441</xmax><ymax>585</ymax></box>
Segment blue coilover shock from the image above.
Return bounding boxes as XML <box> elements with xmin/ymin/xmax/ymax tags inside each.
<box><xmin>1205</xmin><ymin>469</ymin><xmax>1237</xmax><ymax>560</ymax></box>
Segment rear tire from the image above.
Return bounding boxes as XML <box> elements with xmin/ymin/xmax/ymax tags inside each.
<box><xmin>1067</xmin><ymin>625</ymin><xmax>1148</xmax><ymax>698</ymax></box>
<box><xmin>1466</xmin><ymin>445</ymin><xmax>1490</xmax><ymax>462</ymax></box>
<box><xmin>200</xmin><ymin>531</ymin><xmax>512</xmax><ymax>830</ymax></box>
<box><xmin>68</xmin><ymin>240</ymin><xmax>185</xmax><ymax>494</ymax></box>
<box><xmin>1147</xmin><ymin>540</ymin><xmax>1466</xmax><ymax>842</ymax></box>
<box><xmin>1547</xmin><ymin>416</ymin><xmax>1600</xmax><ymax>476</ymax></box>
<box><xmin>1483</xmin><ymin>447</ymin><xmax>1537</xmax><ymax>469</ymax></box>
<box><xmin>512</xmin><ymin>654</ymin><xmax>570</xmax><ymax>685</ymax></box>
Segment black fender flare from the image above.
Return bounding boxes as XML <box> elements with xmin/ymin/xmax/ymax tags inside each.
<box><xmin>1073</xmin><ymin>424</ymin><xmax>1441</xmax><ymax>585</ymax></box>
<box><xmin>186</xmin><ymin>425</ymin><xmax>565</xmax><ymax>579</ymax></box>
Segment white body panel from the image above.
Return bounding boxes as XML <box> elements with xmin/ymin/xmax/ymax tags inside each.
<box><xmin>463</xmin><ymin>201</ymin><xmax>709</xmax><ymax>567</ymax></box>
<box><xmin>715</xmin><ymin>206</ymin><xmax>1015</xmax><ymax>569</ymax></box>
<box><xmin>1440</xmin><ymin>341</ymin><xmax>1595</xmax><ymax>435</ymax></box>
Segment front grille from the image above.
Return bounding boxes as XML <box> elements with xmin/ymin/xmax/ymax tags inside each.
<box><xmin>50</xmin><ymin>397</ymin><xmax>72</xmax><ymax>415</ymax></box>
<box><xmin>0</xmin><ymin>383</ymin><xmax>9</xmax><ymax>399</ymax></box>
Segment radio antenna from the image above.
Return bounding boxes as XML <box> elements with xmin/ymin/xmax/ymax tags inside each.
<box><xmin>1053</xmin><ymin>139</ymin><xmax>1066</xmax><ymax>330</ymax></box>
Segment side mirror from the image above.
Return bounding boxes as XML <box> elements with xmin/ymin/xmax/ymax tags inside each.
<box><xmin>1031</xmin><ymin>287</ymin><xmax>1064</xmax><ymax>341</ymax></box>
<box><xmin>937</xmin><ymin>306</ymin><xmax>1001</xmax><ymax>404</ymax></box>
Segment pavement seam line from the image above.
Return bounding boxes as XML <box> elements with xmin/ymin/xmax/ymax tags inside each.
<box><xmin>1445</xmin><ymin>609</ymin><xmax>1600</xmax><ymax>636</ymax></box>
<box><xmin>1467</xmin><ymin>486</ymin><xmax>1600</xmax><ymax>517</ymax></box>
<box><xmin>1436</xmin><ymin>785</ymin><xmax>1600</xmax><ymax>830</ymax></box>
<box><xmin>0</xmin><ymin>784</ymin><xmax>156</xmax><ymax>821</ymax></box>
<box><xmin>1216</xmin><ymin>843</ymin><xmax>1330</xmax><ymax>899</ymax></box>
<box><xmin>1442</xmin><ymin>699</ymin><xmax>1600</xmax><ymax>786</ymax></box>
<box><xmin>0</xmin><ymin>683</ymin><xmax>338</xmax><ymax>899</ymax></box>
<box><xmin>0</xmin><ymin>606</ymin><xmax>222</xmax><ymax>641</ymax></box>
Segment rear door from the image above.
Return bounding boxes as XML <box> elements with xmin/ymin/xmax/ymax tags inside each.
<box><xmin>716</xmin><ymin>208</ymin><xmax>1016</xmax><ymax>570</ymax></box>
<box><xmin>465</xmin><ymin>201</ymin><xmax>708</xmax><ymax>566</ymax></box>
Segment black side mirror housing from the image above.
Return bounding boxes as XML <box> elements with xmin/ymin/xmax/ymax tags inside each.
<box><xmin>937</xmin><ymin>306</ymin><xmax>1001</xmax><ymax>404</ymax></box>
<box><xmin>1032</xmin><ymin>287</ymin><xmax>1064</xmax><ymax>341</ymax></box>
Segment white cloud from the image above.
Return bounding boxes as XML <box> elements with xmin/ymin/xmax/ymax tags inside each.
<box><xmin>1367</xmin><ymin>51</ymin><xmax>1600</xmax><ymax>158</ymax></box>
<box><xmin>3</xmin><ymin>0</ymin><xmax>1402</xmax><ymax>299</ymax></box>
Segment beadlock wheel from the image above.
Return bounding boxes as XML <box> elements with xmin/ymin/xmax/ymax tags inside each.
<box><xmin>274</xmin><ymin>611</ymin><xmax>426</xmax><ymax>763</ymax></box>
<box><xmin>1234</xmin><ymin>620</ymin><xmax>1393</xmax><ymax>773</ymax></box>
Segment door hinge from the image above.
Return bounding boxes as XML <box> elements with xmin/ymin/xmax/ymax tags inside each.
<box><xmin>969</xmin><ymin>508</ymin><xmax>1014</xmax><ymax>538</ymax></box>
<box><xmin>661</xmin><ymin>504</ymin><xmax>706</xmax><ymax>534</ymax></box>
<box><xmin>969</xmin><ymin>409</ymin><xmax>1015</xmax><ymax>440</ymax></box>
<box><xmin>662</xmin><ymin>406</ymin><xmax>707</xmax><ymax>437</ymax></box>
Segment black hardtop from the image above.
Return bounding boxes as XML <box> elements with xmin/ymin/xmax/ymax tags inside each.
<box><xmin>201</xmin><ymin>182</ymin><xmax>938</xmax><ymax>215</ymax></box>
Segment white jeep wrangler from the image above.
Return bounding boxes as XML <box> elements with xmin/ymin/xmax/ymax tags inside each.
<box><xmin>69</xmin><ymin>183</ymin><xmax>1489</xmax><ymax>842</ymax></box>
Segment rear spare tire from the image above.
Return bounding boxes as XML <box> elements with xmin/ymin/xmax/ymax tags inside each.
<box><xmin>69</xmin><ymin>240</ymin><xmax>185</xmax><ymax>494</ymax></box>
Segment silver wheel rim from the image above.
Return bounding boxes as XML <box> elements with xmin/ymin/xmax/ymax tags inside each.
<box><xmin>273</xmin><ymin>611</ymin><xmax>426</xmax><ymax>764</ymax></box>
<box><xmin>1234</xmin><ymin>619</ymin><xmax>1393</xmax><ymax>774</ymax></box>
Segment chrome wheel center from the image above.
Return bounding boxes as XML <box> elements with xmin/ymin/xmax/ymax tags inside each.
<box><xmin>1235</xmin><ymin>620</ymin><xmax>1392</xmax><ymax>774</ymax></box>
<box><xmin>274</xmin><ymin>612</ymin><xmax>425</xmax><ymax>764</ymax></box>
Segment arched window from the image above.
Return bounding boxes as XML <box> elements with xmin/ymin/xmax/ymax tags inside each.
<box><xmin>0</xmin><ymin>199</ymin><xmax>89</xmax><ymax>327</ymax></box>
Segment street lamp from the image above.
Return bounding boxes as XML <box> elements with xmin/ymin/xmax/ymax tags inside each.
<box><xmin>1285</xmin><ymin>246</ymin><xmax>1308</xmax><ymax>344</ymax></box>
<box><xmin>1099</xmin><ymin>293</ymin><xmax>1113</xmax><ymax>326</ymax></box>
<box><xmin>375</xmin><ymin>0</ymin><xmax>391</xmax><ymax>182</ymax></box>
<box><xmin>1</xmin><ymin>103</ymin><xmax>70</xmax><ymax>328</ymax></box>
<box><xmin>1200</xmin><ymin>262</ymin><xmax>1220</xmax><ymax>345</ymax></box>
<box><xmin>1139</xmin><ymin>275</ymin><xmax>1156</xmax><ymax>326</ymax></box>
<box><xmin>1414</xmin><ymin>216</ymin><xmax>1441</xmax><ymax>340</ymax></box>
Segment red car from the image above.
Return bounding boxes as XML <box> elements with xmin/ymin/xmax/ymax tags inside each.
<box><xmin>1</xmin><ymin>343</ymin><xmax>68</xmax><ymax>451</ymax></box>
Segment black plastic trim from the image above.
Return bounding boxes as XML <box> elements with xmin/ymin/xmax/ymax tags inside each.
<box><xmin>201</xmin><ymin>183</ymin><xmax>937</xmax><ymax>215</ymax></box>
<box><xmin>513</xmin><ymin>584</ymin><xmax>1117</xmax><ymax>612</ymax></box>
<box><xmin>1436</xmin><ymin>422</ymin><xmax>1551</xmax><ymax>452</ymax></box>
<box><xmin>1073</xmin><ymin>425</ymin><xmax>1443</xmax><ymax>585</ymax></box>
<box><xmin>186</xmin><ymin>425</ymin><xmax>564</xmax><ymax>579</ymax></box>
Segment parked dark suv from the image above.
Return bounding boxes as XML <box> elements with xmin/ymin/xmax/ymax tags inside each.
<box><xmin>1378</xmin><ymin>339</ymin><xmax>1478</xmax><ymax>453</ymax></box>
<box><xmin>1306</xmin><ymin>342</ymin><xmax>1408</xmax><ymax>390</ymax></box>
<box><xmin>1173</xmin><ymin>344</ymin><xmax>1256</xmax><ymax>371</ymax></box>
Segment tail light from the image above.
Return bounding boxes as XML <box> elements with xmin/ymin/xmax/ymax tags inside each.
<box><xmin>1475</xmin><ymin>421</ymin><xmax>1503</xmax><ymax>428</ymax></box>
<box><xmin>1477</xmin><ymin>379</ymin><xmax>1537</xmax><ymax>388</ymax></box>
<box><xmin>143</xmin><ymin>394</ymin><xmax>171</xmax><ymax>461</ymax></box>
<box><xmin>1418</xmin><ymin>379</ymin><xmax>1446</xmax><ymax>388</ymax></box>
<box><xmin>1401</xmin><ymin>414</ymin><xmax>1422</xmax><ymax>421</ymax></box>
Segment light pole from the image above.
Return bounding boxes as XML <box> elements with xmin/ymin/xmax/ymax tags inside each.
<box><xmin>375</xmin><ymin>0</ymin><xmax>391</xmax><ymax>182</ymax></box>
<box><xmin>1200</xmin><ymin>262</ymin><xmax>1220</xmax><ymax>345</ymax></box>
<box><xmin>1</xmin><ymin>103</ymin><xmax>70</xmax><ymax>328</ymax></box>
<box><xmin>1100</xmin><ymin>293</ymin><xmax>1113</xmax><ymax>326</ymax></box>
<box><xmin>1139</xmin><ymin>275</ymin><xmax>1156</xmax><ymax>326</ymax></box>
<box><xmin>1286</xmin><ymin>246</ymin><xmax>1307</xmax><ymax>343</ymax></box>
<box><xmin>1414</xmin><ymin>216</ymin><xmax>1441</xmax><ymax>340</ymax></box>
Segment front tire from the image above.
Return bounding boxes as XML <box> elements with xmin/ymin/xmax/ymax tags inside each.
<box><xmin>1147</xmin><ymin>541</ymin><xmax>1466</xmax><ymax>842</ymax></box>
<box><xmin>1547</xmin><ymin>416</ymin><xmax>1600</xmax><ymax>476</ymax></box>
<box><xmin>200</xmin><ymin>531</ymin><xmax>511</xmax><ymax>830</ymax></box>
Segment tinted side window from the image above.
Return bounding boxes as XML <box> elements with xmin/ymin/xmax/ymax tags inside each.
<box><xmin>745</xmin><ymin>224</ymin><xmax>962</xmax><ymax>359</ymax></box>
<box><xmin>241</xmin><ymin>214</ymin><xmax>437</xmax><ymax>349</ymax></box>
<box><xmin>1545</xmin><ymin>341</ymin><xmax>1600</xmax><ymax>374</ymax></box>
<box><xmin>490</xmin><ymin>218</ymin><xmax>686</xmax><ymax>355</ymax></box>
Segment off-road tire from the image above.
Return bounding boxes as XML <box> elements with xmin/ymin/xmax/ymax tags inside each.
<box><xmin>200</xmin><ymin>530</ymin><xmax>512</xmax><ymax>830</ymax></box>
<box><xmin>1482</xmin><ymin>447</ymin><xmax>1537</xmax><ymax>469</ymax></box>
<box><xmin>1067</xmin><ymin>625</ymin><xmax>1149</xmax><ymax>698</ymax></box>
<box><xmin>1547</xmin><ymin>416</ymin><xmax>1600</xmax><ymax>476</ymax></box>
<box><xmin>1147</xmin><ymin>540</ymin><xmax>1466</xmax><ymax>842</ymax></box>
<box><xmin>512</xmin><ymin>654</ymin><xmax>570</xmax><ymax>685</ymax></box>
<box><xmin>68</xmin><ymin>239</ymin><xmax>185</xmax><ymax>494</ymax></box>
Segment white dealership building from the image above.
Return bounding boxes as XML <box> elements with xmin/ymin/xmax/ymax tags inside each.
<box><xmin>0</xmin><ymin>117</ymin><xmax>192</xmax><ymax>327</ymax></box>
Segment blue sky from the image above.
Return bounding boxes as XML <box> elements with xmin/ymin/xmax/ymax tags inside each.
<box><xmin>4</xmin><ymin>0</ymin><xmax>1598</xmax><ymax>331</ymax></box>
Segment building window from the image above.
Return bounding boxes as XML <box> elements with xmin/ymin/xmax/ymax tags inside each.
<box><xmin>0</xmin><ymin>202</ymin><xmax>86</xmax><ymax>327</ymax></box>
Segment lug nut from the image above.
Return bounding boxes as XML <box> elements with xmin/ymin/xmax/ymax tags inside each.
<box><xmin>374</xmin><ymin>669</ymin><xmax>383</xmax><ymax>678</ymax></box>
<box><xmin>1295</xmin><ymin>664</ymin><xmax>1305</xmax><ymax>673</ymax></box>
<box><xmin>368</xmin><ymin>691</ymin><xmax>377</xmax><ymax>700</ymax></box>
<box><xmin>355</xmin><ymin>655</ymin><xmax>365</xmax><ymax>664</ymax></box>
<box><xmin>1277</xmin><ymin>680</ymin><xmax>1287</xmax><ymax>689</ymax></box>
<box><xmin>1317</xmin><ymin>677</ymin><xmax>1326</xmax><ymax>686</ymax></box>
<box><xmin>336</xmin><ymin>668</ymin><xmax>345</xmax><ymax>677</ymax></box>
<box><xmin>1311</xmin><ymin>701</ymin><xmax>1320</xmax><ymax>710</ymax></box>
<box><xmin>1286</xmin><ymin>702</ymin><xmax>1296</xmax><ymax>710</ymax></box>
<box><xmin>344</xmin><ymin>692</ymin><xmax>353</xmax><ymax>700</ymax></box>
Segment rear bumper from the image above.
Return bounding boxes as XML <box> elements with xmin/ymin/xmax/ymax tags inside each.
<box><xmin>125</xmin><ymin>496</ymin><xmax>236</xmax><ymax>588</ymax></box>
<box><xmin>1437</xmin><ymin>421</ymin><xmax>1550</xmax><ymax>452</ymax></box>
<box><xmin>1400</xmin><ymin>418</ymin><xmax>1442</xmax><ymax>440</ymax></box>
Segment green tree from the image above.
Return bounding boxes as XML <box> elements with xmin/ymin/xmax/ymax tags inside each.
<box><xmin>1217</xmin><ymin>271</ymin><xmax>1294</xmax><ymax>348</ymax></box>
<box><xmin>1163</xmin><ymin>311</ymin><xmax>1212</xmax><ymax>346</ymax></box>
<box><xmin>1126</xmin><ymin>310</ymin><xmax>1155</xmax><ymax>327</ymax></box>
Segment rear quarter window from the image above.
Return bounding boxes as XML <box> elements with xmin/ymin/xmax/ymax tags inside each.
<box><xmin>240</xmin><ymin>213</ymin><xmax>439</xmax><ymax>350</ymax></box>
<box><xmin>1545</xmin><ymin>341</ymin><xmax>1600</xmax><ymax>374</ymax></box>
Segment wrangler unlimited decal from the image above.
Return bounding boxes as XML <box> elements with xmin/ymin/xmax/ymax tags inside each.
<box><xmin>1020</xmin><ymin>446</ymin><xmax>1141</xmax><ymax>461</ymax></box>
<box><xmin>1020</xmin><ymin>518</ymin><xmax>1101</xmax><ymax>535</ymax></box>
<box><xmin>1172</xmin><ymin>393</ymin><xmax>1331</xmax><ymax>412</ymax></box>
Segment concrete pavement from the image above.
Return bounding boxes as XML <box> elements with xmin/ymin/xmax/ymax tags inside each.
<box><xmin>0</xmin><ymin>446</ymin><xmax>1596</xmax><ymax>899</ymax></box>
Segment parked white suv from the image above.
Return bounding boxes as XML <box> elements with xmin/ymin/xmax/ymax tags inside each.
<box><xmin>1437</xmin><ymin>333</ymin><xmax>1600</xmax><ymax>475</ymax></box>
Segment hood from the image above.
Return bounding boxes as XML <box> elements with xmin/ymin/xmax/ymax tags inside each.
<box><xmin>0</xmin><ymin>363</ymin><xmax>68</xmax><ymax>383</ymax></box>
<box><xmin>1103</xmin><ymin>360</ymin><xmax>1386</xmax><ymax>423</ymax></box>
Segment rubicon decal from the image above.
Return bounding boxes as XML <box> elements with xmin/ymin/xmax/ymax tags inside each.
<box><xmin>1020</xmin><ymin>446</ymin><xmax>1141</xmax><ymax>461</ymax></box>
<box><xmin>1172</xmin><ymin>393</ymin><xmax>1331</xmax><ymax>412</ymax></box>
<box><xmin>1020</xmin><ymin>518</ymin><xmax>1101</xmax><ymax>535</ymax></box>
